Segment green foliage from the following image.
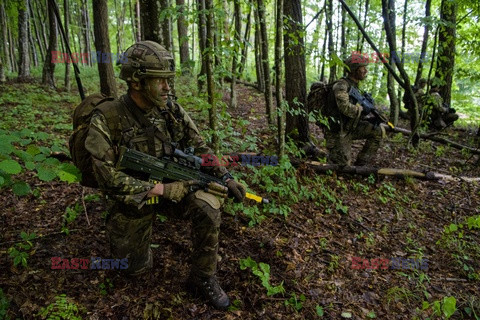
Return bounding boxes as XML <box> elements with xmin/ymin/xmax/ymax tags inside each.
<box><xmin>421</xmin><ymin>296</ymin><xmax>457</xmax><ymax>319</ymax></box>
<box><xmin>315</xmin><ymin>305</ymin><xmax>325</xmax><ymax>317</ymax></box>
<box><xmin>386</xmin><ymin>286</ymin><xmax>416</xmax><ymax>307</ymax></box>
<box><xmin>377</xmin><ymin>182</ymin><xmax>397</xmax><ymax>204</ymax></box>
<box><xmin>7</xmin><ymin>231</ymin><xmax>36</xmax><ymax>268</ymax></box>
<box><xmin>38</xmin><ymin>294</ymin><xmax>84</xmax><ymax>320</ymax></box>
<box><xmin>0</xmin><ymin>288</ymin><xmax>10</xmax><ymax>320</ymax></box>
<box><xmin>438</xmin><ymin>215</ymin><xmax>480</xmax><ymax>280</ymax></box>
<box><xmin>62</xmin><ymin>203</ymin><xmax>82</xmax><ymax>235</ymax></box>
<box><xmin>99</xmin><ymin>278</ymin><xmax>113</xmax><ymax>296</ymax></box>
<box><xmin>239</xmin><ymin>257</ymin><xmax>285</xmax><ymax>297</ymax></box>
<box><xmin>284</xmin><ymin>293</ymin><xmax>306</xmax><ymax>312</ymax></box>
<box><xmin>0</xmin><ymin>129</ymin><xmax>81</xmax><ymax>196</ymax></box>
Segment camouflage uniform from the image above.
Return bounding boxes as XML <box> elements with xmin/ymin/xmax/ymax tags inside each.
<box><xmin>85</xmin><ymin>94</ymin><xmax>228</xmax><ymax>277</ymax></box>
<box><xmin>324</xmin><ymin>77</ymin><xmax>383</xmax><ymax>166</ymax></box>
<box><xmin>425</xmin><ymin>91</ymin><xmax>459</xmax><ymax>130</ymax></box>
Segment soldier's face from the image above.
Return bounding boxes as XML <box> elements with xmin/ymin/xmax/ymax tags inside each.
<box><xmin>356</xmin><ymin>66</ymin><xmax>368</xmax><ymax>80</ymax></box>
<box><xmin>145</xmin><ymin>77</ymin><xmax>171</xmax><ymax>102</ymax></box>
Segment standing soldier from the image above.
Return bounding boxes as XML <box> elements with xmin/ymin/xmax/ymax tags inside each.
<box><xmin>322</xmin><ymin>55</ymin><xmax>384</xmax><ymax>166</ymax></box>
<box><xmin>85</xmin><ymin>41</ymin><xmax>246</xmax><ymax>309</ymax></box>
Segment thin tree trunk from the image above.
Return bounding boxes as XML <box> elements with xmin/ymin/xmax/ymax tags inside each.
<box><xmin>434</xmin><ymin>0</ymin><xmax>457</xmax><ymax>106</ymax></box>
<box><xmin>238</xmin><ymin>6</ymin><xmax>251</xmax><ymax>76</ymax></box>
<box><xmin>326</xmin><ymin>0</ymin><xmax>336</xmax><ymax>83</ymax></box>
<box><xmin>205</xmin><ymin>0</ymin><xmax>218</xmax><ymax>153</ymax></box>
<box><xmin>0</xmin><ymin>3</ymin><xmax>11</xmax><ymax>72</ymax></box>
<box><xmin>254</xmin><ymin>3</ymin><xmax>264</xmax><ymax>92</ymax></box>
<box><xmin>384</xmin><ymin>0</ymin><xmax>399</xmax><ymax>125</ymax></box>
<box><xmin>176</xmin><ymin>0</ymin><xmax>190</xmax><ymax>73</ymax></box>
<box><xmin>64</xmin><ymin>0</ymin><xmax>71</xmax><ymax>91</ymax></box>
<box><xmin>140</xmin><ymin>0</ymin><xmax>162</xmax><ymax>43</ymax></box>
<box><xmin>397</xmin><ymin>0</ymin><xmax>408</xmax><ymax>107</ymax></box>
<box><xmin>230</xmin><ymin>0</ymin><xmax>241</xmax><ymax>108</ymax></box>
<box><xmin>197</xmin><ymin>0</ymin><xmax>207</xmax><ymax>91</ymax></box>
<box><xmin>29</xmin><ymin>0</ymin><xmax>45</xmax><ymax>63</ymax></box>
<box><xmin>36</xmin><ymin>0</ymin><xmax>49</xmax><ymax>55</ymax></box>
<box><xmin>82</xmin><ymin>0</ymin><xmax>92</xmax><ymax>66</ymax></box>
<box><xmin>135</xmin><ymin>0</ymin><xmax>142</xmax><ymax>41</ymax></box>
<box><xmin>160</xmin><ymin>0</ymin><xmax>172</xmax><ymax>50</ymax></box>
<box><xmin>358</xmin><ymin>0</ymin><xmax>369</xmax><ymax>52</ymax></box>
<box><xmin>320</xmin><ymin>9</ymin><xmax>328</xmax><ymax>81</ymax></box>
<box><xmin>257</xmin><ymin>0</ymin><xmax>273</xmax><ymax>124</ymax></box>
<box><xmin>18</xmin><ymin>0</ymin><xmax>31</xmax><ymax>82</ymax></box>
<box><xmin>415</xmin><ymin>0</ymin><xmax>431</xmax><ymax>85</ymax></box>
<box><xmin>42</xmin><ymin>0</ymin><xmax>56</xmax><ymax>87</ymax></box>
<box><xmin>275</xmin><ymin>0</ymin><xmax>285</xmax><ymax>157</ymax></box>
<box><xmin>28</xmin><ymin>20</ymin><xmax>38</xmax><ymax>67</ymax></box>
<box><xmin>92</xmin><ymin>0</ymin><xmax>118</xmax><ymax>98</ymax></box>
<box><xmin>283</xmin><ymin>0</ymin><xmax>309</xmax><ymax>143</ymax></box>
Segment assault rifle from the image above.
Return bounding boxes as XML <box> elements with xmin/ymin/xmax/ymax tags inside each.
<box><xmin>117</xmin><ymin>146</ymin><xmax>269</xmax><ymax>204</ymax></box>
<box><xmin>349</xmin><ymin>87</ymin><xmax>394</xmax><ymax>129</ymax></box>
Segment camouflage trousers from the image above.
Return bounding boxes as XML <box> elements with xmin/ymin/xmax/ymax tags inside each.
<box><xmin>324</xmin><ymin>120</ymin><xmax>383</xmax><ymax>166</ymax></box>
<box><xmin>105</xmin><ymin>191</ymin><xmax>221</xmax><ymax>277</ymax></box>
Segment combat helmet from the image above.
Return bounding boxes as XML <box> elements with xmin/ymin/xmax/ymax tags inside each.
<box><xmin>344</xmin><ymin>54</ymin><xmax>369</xmax><ymax>73</ymax></box>
<box><xmin>119</xmin><ymin>41</ymin><xmax>175</xmax><ymax>82</ymax></box>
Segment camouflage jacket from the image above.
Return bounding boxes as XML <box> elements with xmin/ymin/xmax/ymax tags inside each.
<box><xmin>85</xmin><ymin>94</ymin><xmax>228</xmax><ymax>207</ymax></box>
<box><xmin>326</xmin><ymin>77</ymin><xmax>363</xmax><ymax>132</ymax></box>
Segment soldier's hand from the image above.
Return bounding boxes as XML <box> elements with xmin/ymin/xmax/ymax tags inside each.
<box><xmin>226</xmin><ymin>179</ymin><xmax>246</xmax><ymax>203</ymax></box>
<box><xmin>162</xmin><ymin>180</ymin><xmax>198</xmax><ymax>203</ymax></box>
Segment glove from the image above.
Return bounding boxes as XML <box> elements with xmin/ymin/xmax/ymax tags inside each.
<box><xmin>163</xmin><ymin>180</ymin><xmax>197</xmax><ymax>203</ymax></box>
<box><xmin>361</xmin><ymin>103</ymin><xmax>373</xmax><ymax>115</ymax></box>
<box><xmin>449</xmin><ymin>107</ymin><xmax>456</xmax><ymax>114</ymax></box>
<box><xmin>226</xmin><ymin>179</ymin><xmax>246</xmax><ymax>203</ymax></box>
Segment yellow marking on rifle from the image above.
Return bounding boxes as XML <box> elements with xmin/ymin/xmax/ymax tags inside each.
<box><xmin>246</xmin><ymin>192</ymin><xmax>269</xmax><ymax>204</ymax></box>
<box><xmin>387</xmin><ymin>121</ymin><xmax>395</xmax><ymax>129</ymax></box>
<box><xmin>147</xmin><ymin>179</ymin><xmax>161</xmax><ymax>205</ymax></box>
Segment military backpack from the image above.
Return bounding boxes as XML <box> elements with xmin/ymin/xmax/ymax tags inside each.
<box><xmin>69</xmin><ymin>93</ymin><xmax>116</xmax><ymax>188</ymax></box>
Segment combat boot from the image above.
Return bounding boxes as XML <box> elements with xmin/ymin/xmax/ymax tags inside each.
<box><xmin>188</xmin><ymin>274</ymin><xmax>230</xmax><ymax>309</ymax></box>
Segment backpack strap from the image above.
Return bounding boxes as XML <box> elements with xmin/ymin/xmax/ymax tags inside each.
<box><xmin>120</xmin><ymin>95</ymin><xmax>173</xmax><ymax>156</ymax></box>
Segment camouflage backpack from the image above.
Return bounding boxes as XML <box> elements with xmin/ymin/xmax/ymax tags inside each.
<box><xmin>307</xmin><ymin>81</ymin><xmax>337</xmax><ymax>124</ymax></box>
<box><xmin>69</xmin><ymin>93</ymin><xmax>114</xmax><ymax>188</ymax></box>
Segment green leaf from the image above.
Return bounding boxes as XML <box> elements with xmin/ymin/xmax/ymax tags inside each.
<box><xmin>36</xmin><ymin>164</ymin><xmax>57</xmax><ymax>181</ymax></box>
<box><xmin>57</xmin><ymin>163</ymin><xmax>81</xmax><ymax>183</ymax></box>
<box><xmin>341</xmin><ymin>312</ymin><xmax>352</xmax><ymax>318</ymax></box>
<box><xmin>367</xmin><ymin>311</ymin><xmax>376</xmax><ymax>318</ymax></box>
<box><xmin>0</xmin><ymin>160</ymin><xmax>22</xmax><ymax>174</ymax></box>
<box><xmin>25</xmin><ymin>161</ymin><xmax>35</xmax><ymax>170</ymax></box>
<box><xmin>33</xmin><ymin>154</ymin><xmax>47</xmax><ymax>162</ymax></box>
<box><xmin>442</xmin><ymin>296</ymin><xmax>456</xmax><ymax>318</ymax></box>
<box><xmin>39</xmin><ymin>146</ymin><xmax>51</xmax><ymax>155</ymax></box>
<box><xmin>0</xmin><ymin>140</ymin><xmax>15</xmax><ymax>155</ymax></box>
<box><xmin>449</xmin><ymin>224</ymin><xmax>458</xmax><ymax>232</ymax></box>
<box><xmin>12</xmin><ymin>181</ymin><xmax>31</xmax><ymax>196</ymax></box>
<box><xmin>26</xmin><ymin>145</ymin><xmax>41</xmax><ymax>156</ymax></box>
<box><xmin>316</xmin><ymin>305</ymin><xmax>324</xmax><ymax>317</ymax></box>
<box><xmin>0</xmin><ymin>176</ymin><xmax>4</xmax><ymax>185</ymax></box>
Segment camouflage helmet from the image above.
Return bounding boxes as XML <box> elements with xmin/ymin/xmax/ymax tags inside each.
<box><xmin>119</xmin><ymin>41</ymin><xmax>175</xmax><ymax>82</ymax></box>
<box><xmin>344</xmin><ymin>54</ymin><xmax>369</xmax><ymax>73</ymax></box>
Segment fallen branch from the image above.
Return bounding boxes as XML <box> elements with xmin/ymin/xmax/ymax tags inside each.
<box><xmin>390</xmin><ymin>126</ymin><xmax>480</xmax><ymax>155</ymax></box>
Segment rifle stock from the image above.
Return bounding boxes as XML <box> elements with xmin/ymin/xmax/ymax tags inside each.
<box><xmin>117</xmin><ymin>147</ymin><xmax>269</xmax><ymax>204</ymax></box>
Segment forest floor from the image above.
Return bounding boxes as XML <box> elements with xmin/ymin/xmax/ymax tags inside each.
<box><xmin>1</xmin><ymin>78</ymin><xmax>480</xmax><ymax>320</ymax></box>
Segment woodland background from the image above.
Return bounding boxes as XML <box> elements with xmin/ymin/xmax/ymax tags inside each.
<box><xmin>1</xmin><ymin>0</ymin><xmax>480</xmax><ymax>319</ymax></box>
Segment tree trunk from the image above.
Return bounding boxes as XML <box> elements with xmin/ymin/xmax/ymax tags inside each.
<box><xmin>36</xmin><ymin>0</ymin><xmax>49</xmax><ymax>58</ymax></box>
<box><xmin>0</xmin><ymin>4</ymin><xmax>11</xmax><ymax>72</ymax></box>
<box><xmin>326</xmin><ymin>0</ymin><xmax>336</xmax><ymax>83</ymax></box>
<box><xmin>92</xmin><ymin>0</ymin><xmax>118</xmax><ymax>98</ymax></box>
<box><xmin>81</xmin><ymin>0</ymin><xmax>92</xmax><ymax>66</ymax></box>
<box><xmin>140</xmin><ymin>0</ymin><xmax>162</xmax><ymax>43</ymax></box>
<box><xmin>27</xmin><ymin>5</ymin><xmax>38</xmax><ymax>67</ymax></box>
<box><xmin>160</xmin><ymin>0</ymin><xmax>172</xmax><ymax>50</ymax></box>
<box><xmin>358</xmin><ymin>0</ymin><xmax>369</xmax><ymax>52</ymax></box>
<box><xmin>42</xmin><ymin>0</ymin><xmax>57</xmax><ymax>87</ymax></box>
<box><xmin>135</xmin><ymin>0</ymin><xmax>142</xmax><ymax>42</ymax></box>
<box><xmin>64</xmin><ymin>0</ymin><xmax>71</xmax><ymax>91</ymax></box>
<box><xmin>230</xmin><ymin>0</ymin><xmax>241</xmax><ymax>108</ymax></box>
<box><xmin>254</xmin><ymin>3</ymin><xmax>264</xmax><ymax>92</ymax></box>
<box><xmin>18</xmin><ymin>0</ymin><xmax>31</xmax><ymax>82</ymax></box>
<box><xmin>197</xmin><ymin>0</ymin><xmax>207</xmax><ymax>91</ymax></box>
<box><xmin>384</xmin><ymin>0</ymin><xmax>398</xmax><ymax>125</ymax></box>
<box><xmin>283</xmin><ymin>0</ymin><xmax>309</xmax><ymax>143</ymax></box>
<box><xmin>257</xmin><ymin>0</ymin><xmax>273</xmax><ymax>124</ymax></box>
<box><xmin>415</xmin><ymin>0</ymin><xmax>431</xmax><ymax>85</ymax></box>
<box><xmin>275</xmin><ymin>0</ymin><xmax>285</xmax><ymax>157</ymax></box>
<box><xmin>176</xmin><ymin>0</ymin><xmax>190</xmax><ymax>73</ymax></box>
<box><xmin>29</xmin><ymin>0</ymin><xmax>45</xmax><ymax>63</ymax></box>
<box><xmin>238</xmin><ymin>6</ymin><xmax>251</xmax><ymax>76</ymax></box>
<box><xmin>204</xmin><ymin>0</ymin><xmax>218</xmax><ymax>153</ymax></box>
<box><xmin>434</xmin><ymin>0</ymin><xmax>457</xmax><ymax>106</ymax></box>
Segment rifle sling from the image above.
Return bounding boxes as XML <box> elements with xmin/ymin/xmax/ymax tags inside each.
<box><xmin>121</xmin><ymin>95</ymin><xmax>172</xmax><ymax>156</ymax></box>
